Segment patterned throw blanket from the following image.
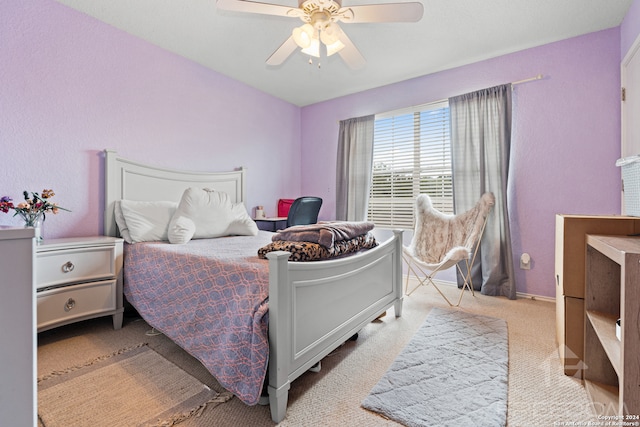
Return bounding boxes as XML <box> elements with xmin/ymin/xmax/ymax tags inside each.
<box><xmin>123</xmin><ymin>232</ymin><xmax>274</xmax><ymax>406</ymax></box>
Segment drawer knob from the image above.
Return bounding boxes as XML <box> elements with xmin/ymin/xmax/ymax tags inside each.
<box><xmin>62</xmin><ymin>261</ymin><xmax>75</xmax><ymax>273</ymax></box>
<box><xmin>64</xmin><ymin>298</ymin><xmax>76</xmax><ymax>312</ymax></box>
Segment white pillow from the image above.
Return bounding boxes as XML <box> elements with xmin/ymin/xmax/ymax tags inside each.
<box><xmin>113</xmin><ymin>201</ymin><xmax>132</xmax><ymax>243</ymax></box>
<box><xmin>168</xmin><ymin>188</ymin><xmax>258</xmax><ymax>244</ymax></box>
<box><xmin>119</xmin><ymin>200</ymin><xmax>178</xmax><ymax>243</ymax></box>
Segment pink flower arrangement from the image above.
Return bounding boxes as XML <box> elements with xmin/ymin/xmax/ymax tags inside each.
<box><xmin>1</xmin><ymin>189</ymin><xmax>70</xmax><ymax>226</ymax></box>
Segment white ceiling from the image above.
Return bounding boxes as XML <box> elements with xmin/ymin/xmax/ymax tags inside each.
<box><xmin>55</xmin><ymin>0</ymin><xmax>632</xmax><ymax>106</ymax></box>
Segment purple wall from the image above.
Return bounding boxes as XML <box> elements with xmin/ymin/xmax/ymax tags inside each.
<box><xmin>300</xmin><ymin>28</ymin><xmax>624</xmax><ymax>297</ymax></box>
<box><xmin>3</xmin><ymin>0</ymin><xmax>639</xmax><ymax>298</ymax></box>
<box><xmin>622</xmin><ymin>0</ymin><xmax>640</xmax><ymax>58</ymax></box>
<box><xmin>0</xmin><ymin>1</ymin><xmax>301</xmax><ymax>237</ymax></box>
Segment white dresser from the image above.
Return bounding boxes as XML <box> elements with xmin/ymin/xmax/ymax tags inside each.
<box><xmin>0</xmin><ymin>226</ymin><xmax>36</xmax><ymax>427</ymax></box>
<box><xmin>36</xmin><ymin>236</ymin><xmax>124</xmax><ymax>332</ymax></box>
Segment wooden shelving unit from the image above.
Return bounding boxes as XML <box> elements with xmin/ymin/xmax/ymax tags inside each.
<box><xmin>584</xmin><ymin>234</ymin><xmax>640</xmax><ymax>416</ymax></box>
<box><xmin>554</xmin><ymin>214</ymin><xmax>640</xmax><ymax>378</ymax></box>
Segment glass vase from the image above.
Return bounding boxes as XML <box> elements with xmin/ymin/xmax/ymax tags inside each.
<box><xmin>24</xmin><ymin>213</ymin><xmax>44</xmax><ymax>243</ymax></box>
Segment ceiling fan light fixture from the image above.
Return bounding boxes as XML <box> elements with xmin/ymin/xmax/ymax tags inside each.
<box><xmin>320</xmin><ymin>22</ymin><xmax>341</xmax><ymax>45</ymax></box>
<box><xmin>326</xmin><ymin>39</ymin><xmax>345</xmax><ymax>56</ymax></box>
<box><xmin>301</xmin><ymin>37</ymin><xmax>344</xmax><ymax>58</ymax></box>
<box><xmin>301</xmin><ymin>38</ymin><xmax>320</xmax><ymax>57</ymax></box>
<box><xmin>217</xmin><ymin>0</ymin><xmax>424</xmax><ymax>68</ymax></box>
<box><xmin>292</xmin><ymin>23</ymin><xmax>315</xmax><ymax>48</ymax></box>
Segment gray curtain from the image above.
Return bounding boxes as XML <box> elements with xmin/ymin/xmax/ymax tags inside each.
<box><xmin>336</xmin><ymin>115</ymin><xmax>375</xmax><ymax>221</ymax></box>
<box><xmin>449</xmin><ymin>84</ymin><xmax>516</xmax><ymax>299</ymax></box>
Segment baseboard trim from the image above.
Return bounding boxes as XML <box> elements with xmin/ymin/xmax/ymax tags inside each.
<box><xmin>403</xmin><ymin>275</ymin><xmax>554</xmax><ymax>303</ymax></box>
<box><xmin>514</xmin><ymin>292</ymin><xmax>554</xmax><ymax>303</ymax></box>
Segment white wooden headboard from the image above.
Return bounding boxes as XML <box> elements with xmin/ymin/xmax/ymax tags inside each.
<box><xmin>103</xmin><ymin>149</ymin><xmax>247</xmax><ymax>237</ymax></box>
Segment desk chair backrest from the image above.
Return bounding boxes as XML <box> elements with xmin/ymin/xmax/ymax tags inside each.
<box><xmin>287</xmin><ymin>197</ymin><xmax>323</xmax><ymax>227</ymax></box>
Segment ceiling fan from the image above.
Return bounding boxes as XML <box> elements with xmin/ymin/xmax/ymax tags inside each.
<box><xmin>216</xmin><ymin>0</ymin><xmax>424</xmax><ymax>69</ymax></box>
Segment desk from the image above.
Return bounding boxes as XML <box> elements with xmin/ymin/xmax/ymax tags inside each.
<box><xmin>255</xmin><ymin>217</ymin><xmax>287</xmax><ymax>232</ymax></box>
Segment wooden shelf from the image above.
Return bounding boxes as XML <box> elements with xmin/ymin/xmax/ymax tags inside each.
<box><xmin>584</xmin><ymin>379</ymin><xmax>619</xmax><ymax>416</ymax></box>
<box><xmin>584</xmin><ymin>234</ymin><xmax>640</xmax><ymax>417</ymax></box>
<box><xmin>585</xmin><ymin>310</ymin><xmax>621</xmax><ymax>376</ymax></box>
<box><xmin>587</xmin><ymin>234</ymin><xmax>640</xmax><ymax>265</ymax></box>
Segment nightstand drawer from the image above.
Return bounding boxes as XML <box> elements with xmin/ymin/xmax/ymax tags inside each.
<box><xmin>37</xmin><ymin>280</ymin><xmax>116</xmax><ymax>330</ymax></box>
<box><xmin>36</xmin><ymin>245</ymin><xmax>115</xmax><ymax>289</ymax></box>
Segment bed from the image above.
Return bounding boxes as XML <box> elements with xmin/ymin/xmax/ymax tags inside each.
<box><xmin>103</xmin><ymin>149</ymin><xmax>404</xmax><ymax>423</ymax></box>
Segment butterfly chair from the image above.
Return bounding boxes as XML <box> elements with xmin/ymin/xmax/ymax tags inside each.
<box><xmin>286</xmin><ymin>196</ymin><xmax>323</xmax><ymax>227</ymax></box>
<box><xmin>403</xmin><ymin>192</ymin><xmax>495</xmax><ymax>306</ymax></box>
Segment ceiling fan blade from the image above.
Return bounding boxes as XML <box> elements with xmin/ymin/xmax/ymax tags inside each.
<box><xmin>266</xmin><ymin>35</ymin><xmax>299</xmax><ymax>66</ymax></box>
<box><xmin>337</xmin><ymin>31</ymin><xmax>366</xmax><ymax>70</ymax></box>
<box><xmin>339</xmin><ymin>2</ymin><xmax>424</xmax><ymax>23</ymax></box>
<box><xmin>216</xmin><ymin>0</ymin><xmax>303</xmax><ymax>18</ymax></box>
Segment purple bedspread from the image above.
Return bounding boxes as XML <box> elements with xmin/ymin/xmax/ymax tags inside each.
<box><xmin>123</xmin><ymin>231</ymin><xmax>274</xmax><ymax>405</ymax></box>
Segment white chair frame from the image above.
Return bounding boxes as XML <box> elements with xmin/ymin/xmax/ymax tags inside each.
<box><xmin>403</xmin><ymin>209</ymin><xmax>491</xmax><ymax>307</ymax></box>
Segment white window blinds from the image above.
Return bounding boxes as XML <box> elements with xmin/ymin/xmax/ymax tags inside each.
<box><xmin>368</xmin><ymin>101</ymin><xmax>452</xmax><ymax>228</ymax></box>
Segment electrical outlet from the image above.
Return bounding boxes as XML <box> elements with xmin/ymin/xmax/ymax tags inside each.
<box><xmin>520</xmin><ymin>253</ymin><xmax>531</xmax><ymax>270</ymax></box>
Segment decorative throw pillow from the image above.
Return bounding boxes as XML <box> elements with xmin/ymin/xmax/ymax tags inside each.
<box><xmin>168</xmin><ymin>187</ymin><xmax>258</xmax><ymax>244</ymax></box>
<box><xmin>118</xmin><ymin>200</ymin><xmax>178</xmax><ymax>243</ymax></box>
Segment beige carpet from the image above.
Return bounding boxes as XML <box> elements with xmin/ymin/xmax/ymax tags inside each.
<box><xmin>38</xmin><ymin>281</ymin><xmax>598</xmax><ymax>426</ymax></box>
<box><xmin>38</xmin><ymin>344</ymin><xmax>231</xmax><ymax>427</ymax></box>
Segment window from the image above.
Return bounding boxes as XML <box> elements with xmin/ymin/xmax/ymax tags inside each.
<box><xmin>368</xmin><ymin>101</ymin><xmax>452</xmax><ymax>228</ymax></box>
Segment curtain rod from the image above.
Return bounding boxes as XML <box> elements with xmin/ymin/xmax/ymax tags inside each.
<box><xmin>415</xmin><ymin>73</ymin><xmax>544</xmax><ymax>105</ymax></box>
<box><xmin>367</xmin><ymin>74</ymin><xmax>544</xmax><ymax>120</ymax></box>
<box><xmin>512</xmin><ymin>73</ymin><xmax>544</xmax><ymax>86</ymax></box>
<box><xmin>430</xmin><ymin>74</ymin><xmax>545</xmax><ymax>104</ymax></box>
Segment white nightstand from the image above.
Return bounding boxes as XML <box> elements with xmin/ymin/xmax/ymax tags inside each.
<box><xmin>35</xmin><ymin>236</ymin><xmax>124</xmax><ymax>332</ymax></box>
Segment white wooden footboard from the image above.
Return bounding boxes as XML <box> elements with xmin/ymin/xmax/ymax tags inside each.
<box><xmin>265</xmin><ymin>230</ymin><xmax>403</xmax><ymax>423</ymax></box>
